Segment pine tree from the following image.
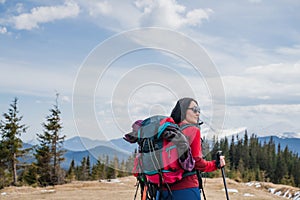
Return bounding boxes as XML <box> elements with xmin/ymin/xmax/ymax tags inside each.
<box><xmin>242</xmin><ymin>130</ymin><xmax>250</xmax><ymax>167</ymax></box>
<box><xmin>274</xmin><ymin>143</ymin><xmax>288</xmax><ymax>184</ymax></box>
<box><xmin>103</xmin><ymin>155</ymin><xmax>109</xmax><ymax>179</ymax></box>
<box><xmin>86</xmin><ymin>156</ymin><xmax>91</xmax><ymax>180</ymax></box>
<box><xmin>219</xmin><ymin>136</ymin><xmax>229</xmax><ymax>158</ymax></box>
<box><xmin>21</xmin><ymin>164</ymin><xmax>38</xmax><ymax>186</ymax></box>
<box><xmin>119</xmin><ymin>160</ymin><xmax>127</xmax><ymax>177</ymax></box>
<box><xmin>113</xmin><ymin>155</ymin><xmax>119</xmax><ymax>178</ymax></box>
<box><xmin>234</xmin><ymin>135</ymin><xmax>243</xmax><ymax>170</ymax></box>
<box><xmin>0</xmin><ymin>140</ymin><xmax>10</xmax><ymax>188</ymax></box>
<box><xmin>293</xmin><ymin>157</ymin><xmax>300</xmax><ymax>187</ymax></box>
<box><xmin>34</xmin><ymin>139</ymin><xmax>52</xmax><ymax>186</ymax></box>
<box><xmin>74</xmin><ymin>165</ymin><xmax>81</xmax><ymax>180</ymax></box>
<box><xmin>35</xmin><ymin>94</ymin><xmax>66</xmax><ymax>186</ymax></box>
<box><xmin>66</xmin><ymin>159</ymin><xmax>76</xmax><ymax>182</ymax></box>
<box><xmin>210</xmin><ymin>135</ymin><xmax>220</xmax><ymax>160</ymax></box>
<box><xmin>79</xmin><ymin>157</ymin><xmax>87</xmax><ymax>181</ymax></box>
<box><xmin>249</xmin><ymin>134</ymin><xmax>258</xmax><ymax>169</ymax></box>
<box><xmin>267</xmin><ymin>137</ymin><xmax>276</xmax><ymax>182</ymax></box>
<box><xmin>257</xmin><ymin>140</ymin><xmax>268</xmax><ymax>172</ymax></box>
<box><xmin>125</xmin><ymin>150</ymin><xmax>137</xmax><ymax>176</ymax></box>
<box><xmin>229</xmin><ymin>135</ymin><xmax>235</xmax><ymax>170</ymax></box>
<box><xmin>91</xmin><ymin>159</ymin><xmax>104</xmax><ymax>180</ymax></box>
<box><xmin>237</xmin><ymin>159</ymin><xmax>245</xmax><ymax>182</ymax></box>
<box><xmin>201</xmin><ymin>136</ymin><xmax>211</xmax><ymax>160</ymax></box>
<box><xmin>78</xmin><ymin>156</ymin><xmax>91</xmax><ymax>180</ymax></box>
<box><xmin>0</xmin><ymin>98</ymin><xmax>28</xmax><ymax>186</ymax></box>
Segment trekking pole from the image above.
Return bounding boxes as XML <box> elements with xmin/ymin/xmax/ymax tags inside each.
<box><xmin>196</xmin><ymin>170</ymin><xmax>206</xmax><ymax>200</ymax></box>
<box><xmin>216</xmin><ymin>151</ymin><xmax>230</xmax><ymax>200</ymax></box>
<box><xmin>133</xmin><ymin>180</ymin><xmax>139</xmax><ymax>200</ymax></box>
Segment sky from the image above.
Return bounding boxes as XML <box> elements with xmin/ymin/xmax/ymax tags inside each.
<box><xmin>0</xmin><ymin>0</ymin><xmax>300</xmax><ymax>143</ymax></box>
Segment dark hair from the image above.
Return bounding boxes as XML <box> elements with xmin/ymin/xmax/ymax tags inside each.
<box><xmin>170</xmin><ymin>97</ymin><xmax>198</xmax><ymax>124</ymax></box>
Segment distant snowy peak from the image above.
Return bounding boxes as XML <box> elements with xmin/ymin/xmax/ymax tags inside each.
<box><xmin>258</xmin><ymin>121</ymin><xmax>300</xmax><ymax>138</ymax></box>
<box><xmin>277</xmin><ymin>132</ymin><xmax>300</xmax><ymax>139</ymax></box>
<box><xmin>255</xmin><ymin>132</ymin><xmax>300</xmax><ymax>139</ymax></box>
<box><xmin>201</xmin><ymin>125</ymin><xmax>247</xmax><ymax>139</ymax></box>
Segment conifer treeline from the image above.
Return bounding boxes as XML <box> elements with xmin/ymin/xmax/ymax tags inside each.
<box><xmin>65</xmin><ymin>155</ymin><xmax>134</xmax><ymax>182</ymax></box>
<box><xmin>203</xmin><ymin>131</ymin><xmax>300</xmax><ymax>187</ymax></box>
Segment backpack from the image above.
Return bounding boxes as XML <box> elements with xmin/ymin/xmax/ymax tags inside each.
<box><xmin>132</xmin><ymin>115</ymin><xmax>195</xmax><ymax>185</ymax></box>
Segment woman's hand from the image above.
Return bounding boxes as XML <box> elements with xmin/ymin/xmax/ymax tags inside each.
<box><xmin>219</xmin><ymin>156</ymin><xmax>226</xmax><ymax>168</ymax></box>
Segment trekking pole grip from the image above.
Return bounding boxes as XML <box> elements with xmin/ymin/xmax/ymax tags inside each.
<box><xmin>216</xmin><ymin>150</ymin><xmax>223</xmax><ymax>169</ymax></box>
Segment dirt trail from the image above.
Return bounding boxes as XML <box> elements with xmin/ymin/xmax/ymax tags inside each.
<box><xmin>0</xmin><ymin>176</ymin><xmax>294</xmax><ymax>200</ymax></box>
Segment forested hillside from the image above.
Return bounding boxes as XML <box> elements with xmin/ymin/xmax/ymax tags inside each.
<box><xmin>203</xmin><ymin>131</ymin><xmax>300</xmax><ymax>187</ymax></box>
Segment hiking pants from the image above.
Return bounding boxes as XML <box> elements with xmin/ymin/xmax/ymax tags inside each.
<box><xmin>156</xmin><ymin>187</ymin><xmax>200</xmax><ymax>200</ymax></box>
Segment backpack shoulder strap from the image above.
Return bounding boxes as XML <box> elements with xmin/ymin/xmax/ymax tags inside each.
<box><xmin>180</xmin><ymin>121</ymin><xmax>203</xmax><ymax>131</ymax></box>
<box><xmin>180</xmin><ymin>121</ymin><xmax>207</xmax><ymax>199</ymax></box>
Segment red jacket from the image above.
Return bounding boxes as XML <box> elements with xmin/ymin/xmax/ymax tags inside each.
<box><xmin>167</xmin><ymin>123</ymin><xmax>217</xmax><ymax>190</ymax></box>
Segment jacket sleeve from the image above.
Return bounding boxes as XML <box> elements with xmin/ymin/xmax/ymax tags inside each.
<box><xmin>182</xmin><ymin>126</ymin><xmax>217</xmax><ymax>172</ymax></box>
<box><xmin>194</xmin><ymin>157</ymin><xmax>217</xmax><ymax>172</ymax></box>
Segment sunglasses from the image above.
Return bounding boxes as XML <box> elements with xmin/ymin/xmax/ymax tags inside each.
<box><xmin>187</xmin><ymin>106</ymin><xmax>201</xmax><ymax>114</ymax></box>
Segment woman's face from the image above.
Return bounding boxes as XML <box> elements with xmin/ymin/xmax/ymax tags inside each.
<box><xmin>183</xmin><ymin>101</ymin><xmax>200</xmax><ymax>124</ymax></box>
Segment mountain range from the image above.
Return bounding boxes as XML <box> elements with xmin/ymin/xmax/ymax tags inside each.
<box><xmin>63</xmin><ymin>136</ymin><xmax>137</xmax><ymax>153</ymax></box>
<box><xmin>60</xmin><ymin>137</ymin><xmax>139</xmax><ymax>169</ymax></box>
<box><xmin>22</xmin><ymin>136</ymin><xmax>138</xmax><ymax>169</ymax></box>
<box><xmin>23</xmin><ymin>133</ymin><xmax>300</xmax><ymax>170</ymax></box>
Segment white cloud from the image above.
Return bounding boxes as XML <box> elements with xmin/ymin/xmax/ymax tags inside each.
<box><xmin>276</xmin><ymin>45</ymin><xmax>300</xmax><ymax>57</ymax></box>
<box><xmin>136</xmin><ymin>0</ymin><xmax>213</xmax><ymax>29</ymax></box>
<box><xmin>184</xmin><ymin>9</ymin><xmax>213</xmax><ymax>26</ymax></box>
<box><xmin>0</xmin><ymin>62</ymin><xmax>74</xmax><ymax>97</ymax></box>
<box><xmin>221</xmin><ymin>62</ymin><xmax>300</xmax><ymax>107</ymax></box>
<box><xmin>238</xmin><ymin>104</ymin><xmax>300</xmax><ymax>116</ymax></box>
<box><xmin>0</xmin><ymin>0</ymin><xmax>5</xmax><ymax>4</ymax></box>
<box><xmin>86</xmin><ymin>1</ymin><xmax>112</xmax><ymax>16</ymax></box>
<box><xmin>226</xmin><ymin>104</ymin><xmax>300</xmax><ymax>135</ymax></box>
<box><xmin>11</xmin><ymin>1</ymin><xmax>80</xmax><ymax>30</ymax></box>
<box><xmin>245</xmin><ymin>62</ymin><xmax>300</xmax><ymax>83</ymax></box>
<box><xmin>218</xmin><ymin>127</ymin><xmax>247</xmax><ymax>138</ymax></box>
<box><xmin>77</xmin><ymin>0</ymin><xmax>212</xmax><ymax>31</ymax></box>
<box><xmin>77</xmin><ymin>0</ymin><xmax>140</xmax><ymax>31</ymax></box>
<box><xmin>0</xmin><ymin>26</ymin><xmax>7</xmax><ymax>34</ymax></box>
<box><xmin>219</xmin><ymin>61</ymin><xmax>300</xmax><ymax>135</ymax></box>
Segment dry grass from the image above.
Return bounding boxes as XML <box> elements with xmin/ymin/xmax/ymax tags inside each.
<box><xmin>0</xmin><ymin>176</ymin><xmax>298</xmax><ymax>200</ymax></box>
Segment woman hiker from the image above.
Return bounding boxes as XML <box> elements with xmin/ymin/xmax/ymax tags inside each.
<box><xmin>156</xmin><ymin>97</ymin><xmax>226</xmax><ymax>200</ymax></box>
